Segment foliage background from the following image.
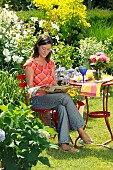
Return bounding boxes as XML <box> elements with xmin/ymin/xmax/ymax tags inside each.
<box><xmin>0</xmin><ymin>1</ymin><xmax>113</xmax><ymax>169</ymax></box>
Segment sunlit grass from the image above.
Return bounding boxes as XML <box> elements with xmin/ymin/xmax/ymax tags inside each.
<box><xmin>88</xmin><ymin>23</ymin><xmax>113</xmax><ymax>42</ymax></box>
<box><xmin>86</xmin><ymin>8</ymin><xmax>113</xmax><ymax>42</ymax></box>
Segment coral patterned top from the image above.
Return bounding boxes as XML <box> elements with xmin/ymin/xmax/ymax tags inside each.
<box><xmin>23</xmin><ymin>58</ymin><xmax>56</xmax><ymax>96</ymax></box>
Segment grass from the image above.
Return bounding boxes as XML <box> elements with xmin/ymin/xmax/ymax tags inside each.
<box><xmin>87</xmin><ymin>22</ymin><xmax>113</xmax><ymax>42</ymax></box>
<box><xmin>31</xmin><ymin>88</ymin><xmax>113</xmax><ymax>170</ymax></box>
<box><xmin>86</xmin><ymin>8</ymin><xmax>113</xmax><ymax>42</ymax></box>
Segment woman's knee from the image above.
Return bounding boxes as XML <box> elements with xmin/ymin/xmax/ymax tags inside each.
<box><xmin>61</xmin><ymin>93</ymin><xmax>72</xmax><ymax>105</ymax></box>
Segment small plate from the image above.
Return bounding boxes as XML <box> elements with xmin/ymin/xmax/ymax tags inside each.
<box><xmin>94</xmin><ymin>80</ymin><xmax>102</xmax><ymax>83</ymax></box>
<box><xmin>94</xmin><ymin>76</ymin><xmax>113</xmax><ymax>83</ymax></box>
<box><xmin>70</xmin><ymin>76</ymin><xmax>89</xmax><ymax>82</ymax></box>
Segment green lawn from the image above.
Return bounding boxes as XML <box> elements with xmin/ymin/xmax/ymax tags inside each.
<box><xmin>32</xmin><ymin>91</ymin><xmax>113</xmax><ymax>170</ymax></box>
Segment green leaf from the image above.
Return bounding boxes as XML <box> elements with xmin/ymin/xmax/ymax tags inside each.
<box><xmin>19</xmin><ymin>141</ymin><xmax>29</xmax><ymax>150</ymax></box>
<box><xmin>38</xmin><ymin>156</ymin><xmax>51</xmax><ymax>167</ymax></box>
<box><xmin>2</xmin><ymin>154</ymin><xmax>19</xmax><ymax>170</ymax></box>
<box><xmin>8</xmin><ymin>103</ymin><xmax>15</xmax><ymax>112</ymax></box>
<box><xmin>4</xmin><ymin>116</ymin><xmax>11</xmax><ymax>125</ymax></box>
<box><xmin>0</xmin><ymin>105</ymin><xmax>8</xmax><ymax>111</ymax></box>
<box><xmin>11</xmin><ymin>133</ymin><xmax>17</xmax><ymax>140</ymax></box>
<box><xmin>9</xmin><ymin>141</ymin><xmax>15</xmax><ymax>148</ymax></box>
<box><xmin>44</xmin><ymin>126</ymin><xmax>57</xmax><ymax>135</ymax></box>
<box><xmin>19</xmin><ymin>101</ymin><xmax>27</xmax><ymax>109</ymax></box>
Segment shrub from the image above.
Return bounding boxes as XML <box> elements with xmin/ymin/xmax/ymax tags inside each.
<box><xmin>0</xmin><ymin>70</ymin><xmax>25</xmax><ymax>105</ymax></box>
<box><xmin>33</xmin><ymin>0</ymin><xmax>90</xmax><ymax>46</ymax></box>
<box><xmin>0</xmin><ymin>102</ymin><xmax>58</xmax><ymax>170</ymax></box>
<box><xmin>17</xmin><ymin>9</ymin><xmax>44</xmax><ymax>23</ymax></box>
<box><xmin>76</xmin><ymin>37</ymin><xmax>106</xmax><ymax>67</ymax></box>
<box><xmin>0</xmin><ymin>6</ymin><xmax>37</xmax><ymax>71</ymax></box>
<box><xmin>52</xmin><ymin>42</ymin><xmax>75</xmax><ymax>69</ymax></box>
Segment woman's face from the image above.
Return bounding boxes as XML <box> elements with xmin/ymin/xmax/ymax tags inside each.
<box><xmin>38</xmin><ymin>44</ymin><xmax>52</xmax><ymax>58</ymax></box>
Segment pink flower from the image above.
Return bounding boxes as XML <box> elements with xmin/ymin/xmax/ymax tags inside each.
<box><xmin>89</xmin><ymin>52</ymin><xmax>110</xmax><ymax>69</ymax></box>
<box><xmin>96</xmin><ymin>52</ymin><xmax>104</xmax><ymax>56</ymax></box>
<box><xmin>89</xmin><ymin>55</ymin><xmax>97</xmax><ymax>63</ymax></box>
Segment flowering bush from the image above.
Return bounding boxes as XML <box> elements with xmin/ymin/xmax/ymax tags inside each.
<box><xmin>0</xmin><ymin>5</ymin><xmax>37</xmax><ymax>71</ymax></box>
<box><xmin>33</xmin><ymin>0</ymin><xmax>90</xmax><ymax>45</ymax></box>
<box><xmin>89</xmin><ymin>52</ymin><xmax>110</xmax><ymax>69</ymax></box>
<box><xmin>76</xmin><ymin>37</ymin><xmax>106</xmax><ymax>66</ymax></box>
<box><xmin>0</xmin><ymin>102</ymin><xmax>57</xmax><ymax>170</ymax></box>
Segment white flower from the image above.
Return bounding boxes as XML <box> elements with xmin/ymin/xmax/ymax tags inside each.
<box><xmin>4</xmin><ymin>56</ymin><xmax>11</xmax><ymax>62</ymax></box>
<box><xmin>30</xmin><ymin>17</ymin><xmax>38</xmax><ymax>23</ymax></box>
<box><xmin>5</xmin><ymin>4</ymin><xmax>9</xmax><ymax>9</ymax></box>
<box><xmin>16</xmin><ymin>23</ymin><xmax>22</xmax><ymax>31</ymax></box>
<box><xmin>13</xmin><ymin>14</ymin><xmax>19</xmax><ymax>22</ymax></box>
<box><xmin>15</xmin><ymin>33</ymin><xmax>21</xmax><ymax>41</ymax></box>
<box><xmin>23</xmin><ymin>30</ymin><xmax>28</xmax><ymax>36</ymax></box>
<box><xmin>5</xmin><ymin>43</ymin><xmax>9</xmax><ymax>48</ymax></box>
<box><xmin>0</xmin><ymin>129</ymin><xmax>5</xmax><ymax>142</ymax></box>
<box><xmin>10</xmin><ymin>38</ymin><xmax>15</xmax><ymax>44</ymax></box>
<box><xmin>21</xmin><ymin>50</ymin><xmax>26</xmax><ymax>54</ymax></box>
<box><xmin>3</xmin><ymin>48</ymin><xmax>10</xmax><ymax>56</ymax></box>
<box><xmin>38</xmin><ymin>129</ymin><xmax>50</xmax><ymax>139</ymax></box>
<box><xmin>17</xmin><ymin>56</ymin><xmax>24</xmax><ymax>63</ymax></box>
<box><xmin>51</xmin><ymin>22</ymin><xmax>59</xmax><ymax>31</ymax></box>
<box><xmin>39</xmin><ymin>19</ymin><xmax>45</xmax><ymax>27</ymax></box>
<box><xmin>0</xmin><ymin>35</ymin><xmax>2</xmax><ymax>38</ymax></box>
<box><xmin>0</xmin><ymin>99</ymin><xmax>2</xmax><ymax>104</ymax></box>
<box><xmin>55</xmin><ymin>35</ymin><xmax>59</xmax><ymax>41</ymax></box>
<box><xmin>12</xmin><ymin>55</ymin><xmax>19</xmax><ymax>62</ymax></box>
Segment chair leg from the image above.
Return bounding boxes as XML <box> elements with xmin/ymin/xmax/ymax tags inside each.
<box><xmin>74</xmin><ymin>135</ymin><xmax>81</xmax><ymax>148</ymax></box>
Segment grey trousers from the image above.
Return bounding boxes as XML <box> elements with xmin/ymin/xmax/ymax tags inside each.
<box><xmin>30</xmin><ymin>93</ymin><xmax>85</xmax><ymax>145</ymax></box>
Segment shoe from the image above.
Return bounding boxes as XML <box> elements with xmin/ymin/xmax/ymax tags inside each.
<box><xmin>60</xmin><ymin>143</ymin><xmax>79</xmax><ymax>152</ymax></box>
<box><xmin>78</xmin><ymin>139</ymin><xmax>94</xmax><ymax>145</ymax></box>
<box><xmin>78</xmin><ymin>129</ymin><xmax>94</xmax><ymax>145</ymax></box>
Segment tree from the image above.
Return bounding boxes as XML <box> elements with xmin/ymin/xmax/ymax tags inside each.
<box><xmin>84</xmin><ymin>0</ymin><xmax>113</xmax><ymax>10</ymax></box>
<box><xmin>0</xmin><ymin>0</ymin><xmax>35</xmax><ymax>11</ymax></box>
<box><xmin>33</xmin><ymin>0</ymin><xmax>90</xmax><ymax>45</ymax></box>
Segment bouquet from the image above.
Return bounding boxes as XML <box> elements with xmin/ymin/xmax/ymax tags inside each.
<box><xmin>89</xmin><ymin>52</ymin><xmax>110</xmax><ymax>80</ymax></box>
<box><xmin>89</xmin><ymin>52</ymin><xmax>110</xmax><ymax>70</ymax></box>
<box><xmin>56</xmin><ymin>67</ymin><xmax>79</xmax><ymax>85</ymax></box>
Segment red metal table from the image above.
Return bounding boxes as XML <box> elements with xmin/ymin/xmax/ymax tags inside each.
<box><xmin>70</xmin><ymin>80</ymin><xmax>113</xmax><ymax>149</ymax></box>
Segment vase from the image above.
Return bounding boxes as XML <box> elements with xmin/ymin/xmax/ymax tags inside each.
<box><xmin>94</xmin><ymin>69</ymin><xmax>102</xmax><ymax>80</ymax></box>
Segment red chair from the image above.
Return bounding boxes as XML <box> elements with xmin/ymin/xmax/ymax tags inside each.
<box><xmin>17</xmin><ymin>74</ymin><xmax>57</xmax><ymax>125</ymax></box>
<box><xmin>17</xmin><ymin>74</ymin><xmax>85</xmax><ymax>147</ymax></box>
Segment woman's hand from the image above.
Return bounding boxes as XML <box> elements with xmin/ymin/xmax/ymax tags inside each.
<box><xmin>38</xmin><ymin>86</ymin><xmax>51</xmax><ymax>93</ymax></box>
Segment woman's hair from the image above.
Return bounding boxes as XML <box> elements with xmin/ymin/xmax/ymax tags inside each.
<box><xmin>32</xmin><ymin>34</ymin><xmax>53</xmax><ymax>62</ymax></box>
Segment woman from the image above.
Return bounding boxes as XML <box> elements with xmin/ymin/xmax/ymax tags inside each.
<box><xmin>23</xmin><ymin>34</ymin><xmax>93</xmax><ymax>152</ymax></box>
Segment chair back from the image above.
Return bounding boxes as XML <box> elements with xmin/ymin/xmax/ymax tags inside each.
<box><xmin>17</xmin><ymin>74</ymin><xmax>29</xmax><ymax>106</ymax></box>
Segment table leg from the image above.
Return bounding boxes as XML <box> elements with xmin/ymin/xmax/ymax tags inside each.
<box><xmin>96</xmin><ymin>85</ymin><xmax>113</xmax><ymax>149</ymax></box>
